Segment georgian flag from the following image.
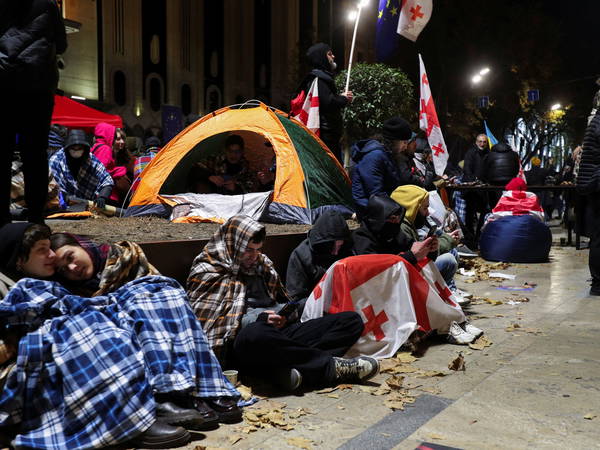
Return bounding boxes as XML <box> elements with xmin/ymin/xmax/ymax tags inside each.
<box><xmin>484</xmin><ymin>190</ymin><xmax>545</xmax><ymax>226</ymax></box>
<box><xmin>419</xmin><ymin>54</ymin><xmax>448</xmax><ymax>176</ymax></box>
<box><xmin>301</xmin><ymin>254</ymin><xmax>465</xmax><ymax>359</ymax></box>
<box><xmin>293</xmin><ymin>78</ymin><xmax>320</xmax><ymax>136</ymax></box>
<box><xmin>397</xmin><ymin>0</ymin><xmax>432</xmax><ymax>42</ymax></box>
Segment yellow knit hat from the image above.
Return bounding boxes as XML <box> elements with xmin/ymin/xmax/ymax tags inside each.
<box><xmin>531</xmin><ymin>156</ymin><xmax>541</xmax><ymax>166</ymax></box>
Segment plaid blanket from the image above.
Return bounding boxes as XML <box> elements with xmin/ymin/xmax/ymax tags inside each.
<box><xmin>100</xmin><ymin>276</ymin><xmax>239</xmax><ymax>397</ymax></box>
<box><xmin>187</xmin><ymin>216</ymin><xmax>285</xmax><ymax>359</ymax></box>
<box><xmin>94</xmin><ymin>241</ymin><xmax>160</xmax><ymax>296</ymax></box>
<box><xmin>49</xmin><ymin>149</ymin><xmax>114</xmax><ymax>201</ymax></box>
<box><xmin>0</xmin><ymin>278</ymin><xmax>155</xmax><ymax>449</ymax></box>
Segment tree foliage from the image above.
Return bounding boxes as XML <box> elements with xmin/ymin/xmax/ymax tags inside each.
<box><xmin>335</xmin><ymin>63</ymin><xmax>415</xmax><ymax>144</ymax></box>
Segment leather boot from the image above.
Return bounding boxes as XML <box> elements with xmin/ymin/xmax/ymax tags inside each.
<box><xmin>155</xmin><ymin>401</ymin><xmax>205</xmax><ymax>430</ymax></box>
<box><xmin>205</xmin><ymin>397</ymin><xmax>243</xmax><ymax>424</ymax></box>
<box><xmin>129</xmin><ymin>421</ymin><xmax>190</xmax><ymax>449</ymax></box>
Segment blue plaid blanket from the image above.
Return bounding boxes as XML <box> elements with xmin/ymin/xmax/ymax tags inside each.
<box><xmin>49</xmin><ymin>150</ymin><xmax>113</xmax><ymax>201</ymax></box>
<box><xmin>97</xmin><ymin>276</ymin><xmax>240</xmax><ymax>398</ymax></box>
<box><xmin>0</xmin><ymin>279</ymin><xmax>155</xmax><ymax>449</ymax></box>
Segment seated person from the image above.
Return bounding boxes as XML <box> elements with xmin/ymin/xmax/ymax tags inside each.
<box><xmin>286</xmin><ymin>210</ymin><xmax>353</xmax><ymax>309</ymax></box>
<box><xmin>186</xmin><ymin>215</ymin><xmax>379</xmax><ymax>391</ymax></box>
<box><xmin>391</xmin><ymin>185</ymin><xmax>473</xmax><ymax>304</ymax></box>
<box><xmin>91</xmin><ymin>123</ymin><xmax>131</xmax><ymax>205</ymax></box>
<box><xmin>483</xmin><ymin>177</ymin><xmax>545</xmax><ymax>227</ymax></box>
<box><xmin>351</xmin><ymin>116</ymin><xmax>430</xmax><ymax>216</ymax></box>
<box><xmin>351</xmin><ymin>195</ymin><xmax>480</xmax><ymax>345</ymax></box>
<box><xmin>0</xmin><ymin>223</ymin><xmax>190</xmax><ymax>448</ymax></box>
<box><xmin>49</xmin><ymin>129</ymin><xmax>113</xmax><ymax>208</ymax></box>
<box><xmin>255</xmin><ymin>154</ymin><xmax>277</xmax><ymax>192</ymax></box>
<box><xmin>48</xmin><ymin>232</ymin><xmax>242</xmax><ymax>425</ymax></box>
<box><xmin>192</xmin><ymin>134</ymin><xmax>256</xmax><ymax>194</ymax></box>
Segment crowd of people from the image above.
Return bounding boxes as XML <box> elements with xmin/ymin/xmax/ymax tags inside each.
<box><xmin>1</xmin><ymin>3</ymin><xmax>598</xmax><ymax>446</ymax></box>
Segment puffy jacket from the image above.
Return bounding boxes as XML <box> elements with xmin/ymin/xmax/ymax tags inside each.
<box><xmin>577</xmin><ymin>113</ymin><xmax>600</xmax><ymax>194</ymax></box>
<box><xmin>0</xmin><ymin>0</ymin><xmax>67</xmax><ymax>90</ymax></box>
<box><xmin>462</xmin><ymin>145</ymin><xmax>488</xmax><ymax>182</ymax></box>
<box><xmin>286</xmin><ymin>210</ymin><xmax>352</xmax><ymax>307</ymax></box>
<box><xmin>351</xmin><ymin>139</ymin><xmax>402</xmax><ymax>213</ymax></box>
<box><xmin>304</xmin><ymin>43</ymin><xmax>348</xmax><ymax>141</ymax></box>
<box><xmin>480</xmin><ymin>143</ymin><xmax>520</xmax><ymax>186</ymax></box>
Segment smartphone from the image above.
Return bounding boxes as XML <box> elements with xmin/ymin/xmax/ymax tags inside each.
<box><xmin>277</xmin><ymin>302</ymin><xmax>299</xmax><ymax>318</ymax></box>
<box><xmin>426</xmin><ymin>225</ymin><xmax>438</xmax><ymax>238</ymax></box>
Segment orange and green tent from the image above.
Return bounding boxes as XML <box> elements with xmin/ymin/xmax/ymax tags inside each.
<box><xmin>126</xmin><ymin>103</ymin><xmax>354</xmax><ymax>224</ymax></box>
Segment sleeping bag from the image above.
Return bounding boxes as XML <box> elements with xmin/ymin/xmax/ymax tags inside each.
<box><xmin>479</xmin><ymin>215</ymin><xmax>552</xmax><ymax>263</ymax></box>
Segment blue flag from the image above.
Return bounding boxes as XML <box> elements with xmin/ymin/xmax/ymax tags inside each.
<box><xmin>376</xmin><ymin>0</ymin><xmax>401</xmax><ymax>62</ymax></box>
<box><xmin>484</xmin><ymin>120</ymin><xmax>498</xmax><ymax>147</ymax></box>
<box><xmin>162</xmin><ymin>105</ymin><xmax>184</xmax><ymax>145</ymax></box>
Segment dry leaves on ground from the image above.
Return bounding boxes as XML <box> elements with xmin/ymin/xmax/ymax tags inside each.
<box><xmin>448</xmin><ymin>353</ymin><xmax>466</xmax><ymax>371</ymax></box>
<box><xmin>383</xmin><ymin>390</ymin><xmax>417</xmax><ymax>410</ymax></box>
<box><xmin>242</xmin><ymin>400</ymin><xmax>301</xmax><ymax>432</ymax></box>
<box><xmin>469</xmin><ymin>335</ymin><xmax>493</xmax><ymax>350</ymax></box>
<box><xmin>584</xmin><ymin>413</ymin><xmax>597</xmax><ymax>420</ymax></box>
<box><xmin>460</xmin><ymin>258</ymin><xmax>512</xmax><ymax>283</ymax></box>
<box><xmin>286</xmin><ymin>437</ymin><xmax>314</xmax><ymax>449</ymax></box>
<box><xmin>385</xmin><ymin>375</ymin><xmax>405</xmax><ymax>390</ymax></box>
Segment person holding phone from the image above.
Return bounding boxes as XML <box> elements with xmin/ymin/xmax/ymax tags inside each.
<box><xmin>187</xmin><ymin>216</ymin><xmax>379</xmax><ymax>393</ymax></box>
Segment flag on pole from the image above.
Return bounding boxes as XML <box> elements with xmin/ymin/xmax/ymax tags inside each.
<box><xmin>301</xmin><ymin>254</ymin><xmax>465</xmax><ymax>359</ymax></box>
<box><xmin>397</xmin><ymin>0</ymin><xmax>432</xmax><ymax>42</ymax></box>
<box><xmin>483</xmin><ymin>120</ymin><xmax>498</xmax><ymax>148</ymax></box>
<box><xmin>419</xmin><ymin>54</ymin><xmax>448</xmax><ymax>176</ymax></box>
<box><xmin>292</xmin><ymin>78</ymin><xmax>320</xmax><ymax>136</ymax></box>
<box><xmin>376</xmin><ymin>0</ymin><xmax>401</xmax><ymax>61</ymax></box>
<box><xmin>484</xmin><ymin>120</ymin><xmax>526</xmax><ymax>181</ymax></box>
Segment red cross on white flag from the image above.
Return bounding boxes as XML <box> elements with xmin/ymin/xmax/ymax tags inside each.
<box><xmin>397</xmin><ymin>0</ymin><xmax>432</xmax><ymax>42</ymax></box>
<box><xmin>419</xmin><ymin>54</ymin><xmax>448</xmax><ymax>176</ymax></box>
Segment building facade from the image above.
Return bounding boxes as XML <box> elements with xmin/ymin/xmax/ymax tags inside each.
<box><xmin>58</xmin><ymin>0</ymin><xmax>375</xmax><ymax>137</ymax></box>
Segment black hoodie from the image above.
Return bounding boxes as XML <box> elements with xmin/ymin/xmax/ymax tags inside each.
<box><xmin>300</xmin><ymin>43</ymin><xmax>348</xmax><ymax>142</ymax></box>
<box><xmin>286</xmin><ymin>210</ymin><xmax>352</xmax><ymax>307</ymax></box>
<box><xmin>352</xmin><ymin>195</ymin><xmax>417</xmax><ymax>265</ymax></box>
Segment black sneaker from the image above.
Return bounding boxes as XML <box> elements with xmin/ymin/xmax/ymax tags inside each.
<box><xmin>332</xmin><ymin>356</ymin><xmax>379</xmax><ymax>384</ymax></box>
<box><xmin>456</xmin><ymin>244</ymin><xmax>478</xmax><ymax>258</ymax></box>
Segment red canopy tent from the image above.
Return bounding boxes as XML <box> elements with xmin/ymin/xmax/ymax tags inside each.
<box><xmin>51</xmin><ymin>95</ymin><xmax>123</xmax><ymax>131</ymax></box>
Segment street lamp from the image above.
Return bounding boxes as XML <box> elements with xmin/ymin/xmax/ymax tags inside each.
<box><xmin>479</xmin><ymin>67</ymin><xmax>490</xmax><ymax>76</ymax></box>
<box><xmin>551</xmin><ymin>103</ymin><xmax>562</xmax><ymax>111</ymax></box>
<box><xmin>471</xmin><ymin>67</ymin><xmax>491</xmax><ymax>85</ymax></box>
<box><xmin>471</xmin><ymin>74</ymin><xmax>483</xmax><ymax>84</ymax></box>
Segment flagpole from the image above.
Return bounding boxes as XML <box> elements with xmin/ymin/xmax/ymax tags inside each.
<box><xmin>345</xmin><ymin>2</ymin><xmax>364</xmax><ymax>93</ymax></box>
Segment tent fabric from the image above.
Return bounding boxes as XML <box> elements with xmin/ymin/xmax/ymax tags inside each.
<box><xmin>479</xmin><ymin>215</ymin><xmax>552</xmax><ymax>263</ymax></box>
<box><xmin>126</xmin><ymin>103</ymin><xmax>353</xmax><ymax>224</ymax></box>
<box><xmin>51</xmin><ymin>95</ymin><xmax>123</xmax><ymax>131</ymax></box>
<box><xmin>164</xmin><ymin>192</ymin><xmax>271</xmax><ymax>223</ymax></box>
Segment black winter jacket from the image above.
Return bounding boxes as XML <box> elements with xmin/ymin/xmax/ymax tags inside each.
<box><xmin>352</xmin><ymin>195</ymin><xmax>417</xmax><ymax>265</ymax></box>
<box><xmin>577</xmin><ymin>114</ymin><xmax>600</xmax><ymax>195</ymax></box>
<box><xmin>462</xmin><ymin>145</ymin><xmax>488</xmax><ymax>182</ymax></box>
<box><xmin>303</xmin><ymin>43</ymin><xmax>348</xmax><ymax>141</ymax></box>
<box><xmin>0</xmin><ymin>0</ymin><xmax>67</xmax><ymax>90</ymax></box>
<box><xmin>286</xmin><ymin>210</ymin><xmax>352</xmax><ymax>307</ymax></box>
<box><xmin>479</xmin><ymin>143</ymin><xmax>520</xmax><ymax>186</ymax></box>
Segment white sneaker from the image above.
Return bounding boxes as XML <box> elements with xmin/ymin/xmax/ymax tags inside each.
<box><xmin>453</xmin><ymin>288</ymin><xmax>473</xmax><ymax>299</ymax></box>
<box><xmin>446</xmin><ymin>322</ymin><xmax>476</xmax><ymax>345</ymax></box>
<box><xmin>460</xmin><ymin>321</ymin><xmax>483</xmax><ymax>339</ymax></box>
<box><xmin>450</xmin><ymin>289</ymin><xmax>471</xmax><ymax>307</ymax></box>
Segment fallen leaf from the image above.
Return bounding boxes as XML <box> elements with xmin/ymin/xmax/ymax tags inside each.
<box><xmin>392</xmin><ymin>365</ymin><xmax>419</xmax><ymax>374</ymax></box>
<box><xmin>448</xmin><ymin>353</ymin><xmax>466</xmax><ymax>371</ymax></box>
<box><xmin>287</xmin><ymin>437</ymin><xmax>313</xmax><ymax>449</ymax></box>
<box><xmin>336</xmin><ymin>384</ymin><xmax>354</xmax><ymax>390</ymax></box>
<box><xmin>428</xmin><ymin>433</ymin><xmax>445</xmax><ymax>440</ymax></box>
<box><xmin>417</xmin><ymin>370</ymin><xmax>446</xmax><ymax>378</ymax></box>
<box><xmin>584</xmin><ymin>413</ymin><xmax>597</xmax><ymax>420</ymax></box>
<box><xmin>315</xmin><ymin>387</ymin><xmax>338</xmax><ymax>394</ymax></box>
<box><xmin>372</xmin><ymin>385</ymin><xmax>392</xmax><ymax>396</ymax></box>
<box><xmin>380</xmin><ymin>359</ymin><xmax>400</xmax><ymax>373</ymax></box>
<box><xmin>419</xmin><ymin>386</ymin><xmax>441</xmax><ymax>395</ymax></box>
<box><xmin>228</xmin><ymin>435</ymin><xmax>243</xmax><ymax>445</ymax></box>
<box><xmin>326</xmin><ymin>393</ymin><xmax>339</xmax><ymax>399</ymax></box>
<box><xmin>385</xmin><ymin>375</ymin><xmax>404</xmax><ymax>390</ymax></box>
<box><xmin>469</xmin><ymin>335</ymin><xmax>493</xmax><ymax>350</ymax></box>
<box><xmin>241</xmin><ymin>426</ymin><xmax>257</xmax><ymax>434</ymax></box>
<box><xmin>396</xmin><ymin>352</ymin><xmax>417</xmax><ymax>363</ymax></box>
<box><xmin>484</xmin><ymin>298</ymin><xmax>503</xmax><ymax>305</ymax></box>
<box><xmin>337</xmin><ymin>405</ymin><xmax>345</xmax><ymax>410</ymax></box>
<box><xmin>384</xmin><ymin>399</ymin><xmax>406</xmax><ymax>410</ymax></box>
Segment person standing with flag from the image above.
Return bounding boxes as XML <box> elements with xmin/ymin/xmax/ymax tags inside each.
<box><xmin>294</xmin><ymin>43</ymin><xmax>353</xmax><ymax>163</ymax></box>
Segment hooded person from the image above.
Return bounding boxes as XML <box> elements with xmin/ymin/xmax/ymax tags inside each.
<box><xmin>297</xmin><ymin>42</ymin><xmax>353</xmax><ymax>163</ymax></box>
<box><xmin>187</xmin><ymin>215</ymin><xmax>378</xmax><ymax>391</ymax></box>
<box><xmin>0</xmin><ymin>222</ymin><xmax>201</xmax><ymax>448</ymax></box>
<box><xmin>391</xmin><ymin>185</ymin><xmax>474</xmax><ymax>305</ymax></box>
<box><xmin>91</xmin><ymin>122</ymin><xmax>130</xmax><ymax>204</ymax></box>
<box><xmin>49</xmin><ymin>129</ymin><xmax>114</xmax><ymax>208</ymax></box>
<box><xmin>286</xmin><ymin>210</ymin><xmax>353</xmax><ymax>308</ymax></box>
<box><xmin>351</xmin><ymin>116</ymin><xmax>428</xmax><ymax>216</ymax></box>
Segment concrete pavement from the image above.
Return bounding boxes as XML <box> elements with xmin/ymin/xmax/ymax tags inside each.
<box><xmin>182</xmin><ymin>226</ymin><xmax>600</xmax><ymax>450</ymax></box>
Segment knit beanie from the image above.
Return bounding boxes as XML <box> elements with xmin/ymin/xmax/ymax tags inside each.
<box><xmin>382</xmin><ymin>117</ymin><xmax>413</xmax><ymax>141</ymax></box>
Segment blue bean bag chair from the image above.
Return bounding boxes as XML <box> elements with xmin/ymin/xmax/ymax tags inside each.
<box><xmin>479</xmin><ymin>215</ymin><xmax>552</xmax><ymax>263</ymax></box>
